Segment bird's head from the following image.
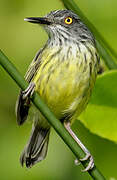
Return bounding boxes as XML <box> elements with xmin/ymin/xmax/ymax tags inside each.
<box><xmin>24</xmin><ymin>10</ymin><xmax>94</xmax><ymax>44</ymax></box>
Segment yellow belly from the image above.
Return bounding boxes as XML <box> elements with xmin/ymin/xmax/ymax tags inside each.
<box><xmin>32</xmin><ymin>46</ymin><xmax>98</xmax><ymax>121</ymax></box>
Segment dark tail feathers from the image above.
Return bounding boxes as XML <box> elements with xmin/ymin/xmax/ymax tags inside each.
<box><xmin>20</xmin><ymin>123</ymin><xmax>50</xmax><ymax>168</ymax></box>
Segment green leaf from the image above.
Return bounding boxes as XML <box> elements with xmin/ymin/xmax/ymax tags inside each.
<box><xmin>80</xmin><ymin>70</ymin><xmax>117</xmax><ymax>142</ymax></box>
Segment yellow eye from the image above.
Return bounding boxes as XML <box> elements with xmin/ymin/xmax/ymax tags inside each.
<box><xmin>64</xmin><ymin>17</ymin><xmax>73</xmax><ymax>25</ymax></box>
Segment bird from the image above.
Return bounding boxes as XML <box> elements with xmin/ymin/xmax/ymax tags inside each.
<box><xmin>16</xmin><ymin>9</ymin><xmax>100</xmax><ymax>171</ymax></box>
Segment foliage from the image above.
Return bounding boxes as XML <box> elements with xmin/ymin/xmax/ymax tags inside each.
<box><xmin>0</xmin><ymin>0</ymin><xmax>117</xmax><ymax>179</ymax></box>
<box><xmin>80</xmin><ymin>71</ymin><xmax>117</xmax><ymax>142</ymax></box>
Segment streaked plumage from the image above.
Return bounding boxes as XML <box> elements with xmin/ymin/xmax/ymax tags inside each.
<box><xmin>16</xmin><ymin>10</ymin><xmax>99</xmax><ymax>169</ymax></box>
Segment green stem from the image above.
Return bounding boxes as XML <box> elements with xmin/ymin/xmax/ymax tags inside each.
<box><xmin>0</xmin><ymin>49</ymin><xmax>106</xmax><ymax>180</ymax></box>
<box><xmin>61</xmin><ymin>0</ymin><xmax>117</xmax><ymax>69</ymax></box>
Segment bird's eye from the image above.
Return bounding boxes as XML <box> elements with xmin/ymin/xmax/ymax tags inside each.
<box><xmin>64</xmin><ymin>17</ymin><xmax>73</xmax><ymax>25</ymax></box>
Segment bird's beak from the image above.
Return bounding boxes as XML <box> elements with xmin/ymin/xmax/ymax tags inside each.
<box><xmin>24</xmin><ymin>17</ymin><xmax>52</xmax><ymax>25</ymax></box>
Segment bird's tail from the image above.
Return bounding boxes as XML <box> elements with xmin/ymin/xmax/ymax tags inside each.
<box><xmin>20</xmin><ymin>122</ymin><xmax>50</xmax><ymax>168</ymax></box>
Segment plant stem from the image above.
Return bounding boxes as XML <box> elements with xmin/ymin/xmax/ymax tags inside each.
<box><xmin>0</xmin><ymin>49</ymin><xmax>106</xmax><ymax>179</ymax></box>
<box><xmin>61</xmin><ymin>0</ymin><xmax>117</xmax><ymax>69</ymax></box>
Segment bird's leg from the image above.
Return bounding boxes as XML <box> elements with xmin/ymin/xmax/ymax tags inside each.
<box><xmin>64</xmin><ymin>121</ymin><xmax>94</xmax><ymax>172</ymax></box>
<box><xmin>22</xmin><ymin>82</ymin><xmax>35</xmax><ymax>99</ymax></box>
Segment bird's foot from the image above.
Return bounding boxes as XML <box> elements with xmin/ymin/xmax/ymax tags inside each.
<box><xmin>80</xmin><ymin>152</ymin><xmax>94</xmax><ymax>172</ymax></box>
<box><xmin>22</xmin><ymin>82</ymin><xmax>35</xmax><ymax>99</ymax></box>
<box><xmin>74</xmin><ymin>158</ymin><xmax>81</xmax><ymax>166</ymax></box>
<box><xmin>75</xmin><ymin>153</ymin><xmax>94</xmax><ymax>172</ymax></box>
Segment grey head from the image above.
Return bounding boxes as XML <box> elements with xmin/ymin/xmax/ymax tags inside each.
<box><xmin>25</xmin><ymin>10</ymin><xmax>95</xmax><ymax>45</ymax></box>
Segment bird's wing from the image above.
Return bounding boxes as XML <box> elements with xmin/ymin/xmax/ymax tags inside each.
<box><xmin>25</xmin><ymin>48</ymin><xmax>43</xmax><ymax>83</ymax></box>
<box><xmin>16</xmin><ymin>48</ymin><xmax>43</xmax><ymax>125</ymax></box>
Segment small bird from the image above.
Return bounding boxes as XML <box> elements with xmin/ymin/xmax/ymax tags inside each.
<box><xmin>16</xmin><ymin>10</ymin><xmax>99</xmax><ymax>171</ymax></box>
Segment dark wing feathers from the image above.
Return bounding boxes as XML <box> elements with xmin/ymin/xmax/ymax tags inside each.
<box><xmin>16</xmin><ymin>49</ymin><xmax>43</xmax><ymax>125</ymax></box>
<box><xmin>16</xmin><ymin>92</ymin><xmax>31</xmax><ymax>125</ymax></box>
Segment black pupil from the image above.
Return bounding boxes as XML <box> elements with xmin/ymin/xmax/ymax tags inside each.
<box><xmin>67</xmin><ymin>18</ymin><xmax>70</xmax><ymax>22</ymax></box>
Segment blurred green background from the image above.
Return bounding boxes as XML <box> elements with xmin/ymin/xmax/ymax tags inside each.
<box><xmin>0</xmin><ymin>0</ymin><xmax>117</xmax><ymax>179</ymax></box>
